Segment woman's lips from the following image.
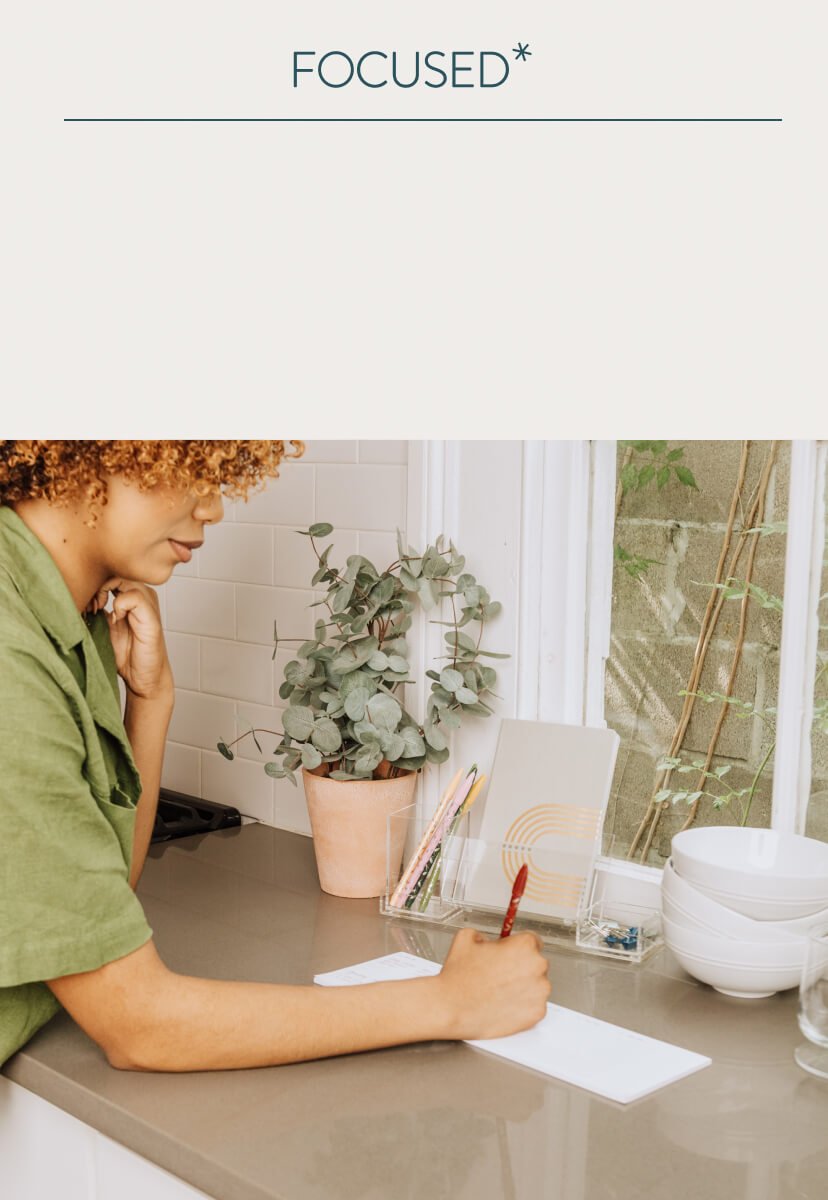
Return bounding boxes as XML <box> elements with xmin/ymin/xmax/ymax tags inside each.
<box><xmin>169</xmin><ymin>539</ymin><xmax>202</xmax><ymax>563</ymax></box>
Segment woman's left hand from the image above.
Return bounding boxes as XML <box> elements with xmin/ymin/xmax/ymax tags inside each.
<box><xmin>88</xmin><ymin>578</ymin><xmax>174</xmax><ymax>702</ymax></box>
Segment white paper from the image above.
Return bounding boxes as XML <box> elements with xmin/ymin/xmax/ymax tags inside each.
<box><xmin>314</xmin><ymin>952</ymin><xmax>711</xmax><ymax>1104</ymax></box>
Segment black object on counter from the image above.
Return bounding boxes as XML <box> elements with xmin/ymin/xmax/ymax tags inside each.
<box><xmin>151</xmin><ymin>788</ymin><xmax>242</xmax><ymax>843</ymax></box>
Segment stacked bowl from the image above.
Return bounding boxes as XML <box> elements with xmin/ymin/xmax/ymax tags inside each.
<box><xmin>661</xmin><ymin>827</ymin><xmax>828</xmax><ymax>998</ymax></box>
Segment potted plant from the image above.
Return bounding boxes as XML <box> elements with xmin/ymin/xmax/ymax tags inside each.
<box><xmin>218</xmin><ymin>522</ymin><xmax>508</xmax><ymax>897</ymax></box>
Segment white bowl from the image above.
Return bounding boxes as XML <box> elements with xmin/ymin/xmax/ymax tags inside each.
<box><xmin>662</xmin><ymin>915</ymin><xmax>806</xmax><ymax>970</ymax></box>
<box><xmin>666</xmin><ymin>942</ymin><xmax>803</xmax><ymax>998</ymax></box>
<box><xmin>670</xmin><ymin>828</ymin><xmax>828</xmax><ymax>904</ymax></box>
<box><xmin>689</xmin><ymin>878</ymin><xmax>828</xmax><ymax>922</ymax></box>
<box><xmin>662</xmin><ymin>859</ymin><xmax>802</xmax><ymax>943</ymax></box>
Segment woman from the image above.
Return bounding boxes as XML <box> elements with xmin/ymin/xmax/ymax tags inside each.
<box><xmin>0</xmin><ymin>440</ymin><xmax>551</xmax><ymax>1072</ymax></box>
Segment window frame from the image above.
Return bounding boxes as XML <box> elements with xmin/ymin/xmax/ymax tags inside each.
<box><xmin>410</xmin><ymin>440</ymin><xmax>827</xmax><ymax>904</ymax></box>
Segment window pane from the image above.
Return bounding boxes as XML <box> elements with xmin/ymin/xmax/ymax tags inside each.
<box><xmin>602</xmin><ymin>440</ymin><xmax>791</xmax><ymax>864</ymax></box>
<box><xmin>805</xmin><ymin>458</ymin><xmax>828</xmax><ymax>843</ymax></box>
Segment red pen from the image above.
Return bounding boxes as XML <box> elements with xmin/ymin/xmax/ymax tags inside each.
<box><xmin>499</xmin><ymin>864</ymin><xmax>529</xmax><ymax>937</ymax></box>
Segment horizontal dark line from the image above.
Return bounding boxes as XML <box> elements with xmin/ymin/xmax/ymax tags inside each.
<box><xmin>63</xmin><ymin>117</ymin><xmax>783</xmax><ymax>123</ymax></box>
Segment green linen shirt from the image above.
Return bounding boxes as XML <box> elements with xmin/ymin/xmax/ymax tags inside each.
<box><xmin>0</xmin><ymin>505</ymin><xmax>153</xmax><ymax>1066</ymax></box>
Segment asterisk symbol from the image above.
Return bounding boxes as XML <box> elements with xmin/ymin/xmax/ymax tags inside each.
<box><xmin>513</xmin><ymin>42</ymin><xmax>531</xmax><ymax>62</ymax></box>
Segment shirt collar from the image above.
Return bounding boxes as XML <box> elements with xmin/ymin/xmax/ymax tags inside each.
<box><xmin>0</xmin><ymin>506</ymin><xmax>127</xmax><ymax>742</ymax></box>
<box><xmin>0</xmin><ymin>505</ymin><xmax>87</xmax><ymax>654</ymax></box>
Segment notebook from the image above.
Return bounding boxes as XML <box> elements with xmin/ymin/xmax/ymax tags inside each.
<box><xmin>458</xmin><ymin>719</ymin><xmax>620</xmax><ymax>923</ymax></box>
<box><xmin>314</xmin><ymin>952</ymin><xmax>711</xmax><ymax>1104</ymax></box>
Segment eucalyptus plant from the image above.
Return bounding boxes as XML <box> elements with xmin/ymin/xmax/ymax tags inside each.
<box><xmin>218</xmin><ymin>522</ymin><xmax>508</xmax><ymax>783</ymax></box>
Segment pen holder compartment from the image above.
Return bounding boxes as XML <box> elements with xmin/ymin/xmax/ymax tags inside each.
<box><xmin>381</xmin><ymin>803</ymin><xmax>468</xmax><ymax>923</ymax></box>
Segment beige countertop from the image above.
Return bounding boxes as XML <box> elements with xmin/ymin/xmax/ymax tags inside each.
<box><xmin>4</xmin><ymin>823</ymin><xmax>828</xmax><ymax>1200</ymax></box>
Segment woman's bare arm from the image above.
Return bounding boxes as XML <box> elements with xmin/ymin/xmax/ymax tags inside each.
<box><xmin>46</xmin><ymin>930</ymin><xmax>551</xmax><ymax>1072</ymax></box>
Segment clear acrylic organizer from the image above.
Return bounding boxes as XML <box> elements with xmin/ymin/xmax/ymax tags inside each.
<box><xmin>574</xmin><ymin>892</ymin><xmax>663</xmax><ymax>964</ymax></box>
<box><xmin>380</xmin><ymin>803</ymin><xmax>468</xmax><ymax>923</ymax></box>
<box><xmin>382</xmin><ymin>804</ymin><xmax>664</xmax><ymax>961</ymax></box>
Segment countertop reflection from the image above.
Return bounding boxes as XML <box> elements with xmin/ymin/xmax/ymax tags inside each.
<box><xmin>4</xmin><ymin>824</ymin><xmax>827</xmax><ymax>1200</ymax></box>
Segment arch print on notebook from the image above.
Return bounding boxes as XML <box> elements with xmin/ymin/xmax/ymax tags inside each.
<box><xmin>462</xmin><ymin>719</ymin><xmax>620</xmax><ymax>923</ymax></box>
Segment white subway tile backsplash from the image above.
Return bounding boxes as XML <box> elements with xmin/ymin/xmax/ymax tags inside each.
<box><xmin>273</xmin><ymin>526</ymin><xmax>359</xmax><ymax>589</ymax></box>
<box><xmin>358</xmin><ymin>530</ymin><xmax>401</xmax><ymax>571</ymax></box>
<box><xmin>201</xmin><ymin>638</ymin><xmax>273</xmax><ymax>705</ymax></box>
<box><xmin>197</xmin><ymin>523</ymin><xmax>273</xmax><ymax>585</ymax></box>
<box><xmin>161</xmin><ymin>742</ymin><xmax>201</xmax><ymax>794</ymax></box>
<box><xmin>166</xmin><ymin>633</ymin><xmax>200</xmax><ymax>691</ymax></box>
<box><xmin>166</xmin><ymin>578</ymin><xmax>235</xmax><ymax>639</ymax></box>
<box><xmin>273</xmin><ymin>774</ymin><xmax>312</xmax><ymax>836</ymax></box>
<box><xmin>300</xmin><ymin>440</ymin><xmax>359</xmax><ymax>464</ymax></box>
<box><xmin>358</xmin><ymin>440</ymin><xmax>408</xmax><ymax>465</ymax></box>
<box><xmin>316</xmin><ymin>465</ymin><xmax>406</xmax><ymax>532</ymax></box>
<box><xmin>237</xmin><ymin>584</ymin><xmax>316</xmax><ymax>646</ymax></box>
<box><xmin>168</xmin><ymin>689</ymin><xmax>236</xmax><ymax>752</ymax></box>
<box><xmin>233</xmin><ymin>464</ymin><xmax>315</xmax><ymax>526</ymax></box>
<box><xmin>201</xmin><ymin>749</ymin><xmax>274</xmax><ymax>824</ymax></box>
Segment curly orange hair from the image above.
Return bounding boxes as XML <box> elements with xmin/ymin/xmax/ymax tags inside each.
<box><xmin>0</xmin><ymin>440</ymin><xmax>304</xmax><ymax>523</ymax></box>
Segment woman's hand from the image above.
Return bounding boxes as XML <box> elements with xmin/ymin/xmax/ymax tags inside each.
<box><xmin>88</xmin><ymin>578</ymin><xmax>173</xmax><ymax>703</ymax></box>
<box><xmin>436</xmin><ymin>927</ymin><xmax>552</xmax><ymax>1041</ymax></box>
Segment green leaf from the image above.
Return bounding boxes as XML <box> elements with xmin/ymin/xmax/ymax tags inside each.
<box><xmin>417</xmin><ymin>577</ymin><xmax>437</xmax><ymax>611</ymax></box>
<box><xmin>366</xmin><ymin>692</ymin><xmax>403</xmax><ymax>731</ymax></box>
<box><xmin>311</xmin><ymin>717</ymin><xmax>342</xmax><ymax>754</ymax></box>
<box><xmin>440</xmin><ymin>668</ymin><xmax>465</xmax><ymax>693</ymax></box>
<box><xmin>444</xmin><ymin>631</ymin><xmax>476</xmax><ymax>652</ymax></box>
<box><xmin>666</xmin><ymin>448</ymin><xmax>684</xmax><ymax>462</ymax></box>
<box><xmin>354</xmin><ymin>744</ymin><xmax>384</xmax><ymax>775</ymax></box>
<box><xmin>368</xmin><ymin>651</ymin><xmax>389</xmax><ymax>671</ymax></box>
<box><xmin>344</xmin><ymin>687</ymin><xmax>370</xmax><ymax>721</ymax></box>
<box><xmin>657</xmin><ymin>466</ymin><xmax>670</xmax><ymax>490</ymax></box>
<box><xmin>424</xmin><ymin>744</ymin><xmax>450</xmax><ymax>765</ymax></box>
<box><xmin>329</xmin><ymin>770</ymin><xmax>356</xmax><ymax>781</ymax></box>
<box><xmin>309</xmin><ymin>522</ymin><xmax>334</xmax><ymax>538</ymax></box>
<box><xmin>384</xmin><ymin>733</ymin><xmax>407</xmax><ymax>762</ymax></box>
<box><xmin>332</xmin><ymin>582</ymin><xmax>355</xmax><ymax>614</ymax></box>
<box><xmin>674</xmin><ymin>465</ymin><xmax>698</xmax><ymax>489</ymax></box>
<box><xmin>482</xmin><ymin>601</ymin><xmax>502</xmax><ymax>620</ymax></box>
<box><xmin>264</xmin><ymin>762</ymin><xmax>285</xmax><ymax>778</ymax></box>
<box><xmin>281</xmin><ymin>706</ymin><xmax>315</xmax><ymax>741</ymax></box>
<box><xmin>650</xmin><ymin>441</ymin><xmax>668</xmax><ymax>455</ymax></box>
<box><xmin>353</xmin><ymin>720</ymin><xmax>382</xmax><ymax>746</ymax></box>
<box><xmin>315</xmin><ymin>619</ymin><xmax>327</xmax><ymax>642</ymax></box>
<box><xmin>455</xmin><ymin>686</ymin><xmax>479</xmax><ymax>705</ymax></box>
<box><xmin>637</xmin><ymin>464</ymin><xmax>656</xmax><ymax>488</ymax></box>
<box><xmin>654</xmin><ymin>789</ymin><xmax>672</xmax><ymax>803</ymax></box>
<box><xmin>217</xmin><ymin>741</ymin><xmax>234</xmax><ymax>761</ymax></box>
<box><xmin>620</xmin><ymin>462</ymin><xmax>638</xmax><ymax>493</ymax></box>
<box><xmin>386</xmin><ymin>654</ymin><xmax>409</xmax><ymax>673</ymax></box>
<box><xmin>439</xmin><ymin>707</ymin><xmax>462</xmax><ymax>730</ymax></box>
<box><xmin>400</xmin><ymin>727</ymin><xmax>426</xmax><ymax>757</ymax></box>
<box><xmin>301</xmin><ymin>743</ymin><xmax>323</xmax><ymax>770</ymax></box>
<box><xmin>424</xmin><ymin>723</ymin><xmax>447</xmax><ymax>751</ymax></box>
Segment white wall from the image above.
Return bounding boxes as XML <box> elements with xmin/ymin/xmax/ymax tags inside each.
<box><xmin>157</xmin><ymin>440</ymin><xmax>408</xmax><ymax>834</ymax></box>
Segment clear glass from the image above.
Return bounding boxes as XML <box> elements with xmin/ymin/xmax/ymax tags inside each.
<box><xmin>795</xmin><ymin>925</ymin><xmax>828</xmax><ymax>1078</ymax></box>
<box><xmin>602</xmin><ymin>440</ymin><xmax>791</xmax><ymax>865</ymax></box>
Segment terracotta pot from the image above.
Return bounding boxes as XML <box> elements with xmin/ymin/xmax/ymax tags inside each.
<box><xmin>302</xmin><ymin>768</ymin><xmax>417</xmax><ymax>898</ymax></box>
